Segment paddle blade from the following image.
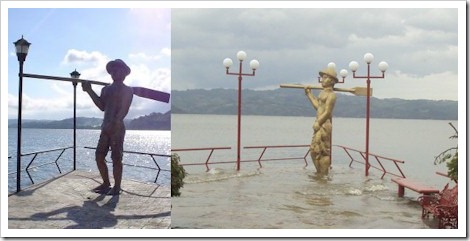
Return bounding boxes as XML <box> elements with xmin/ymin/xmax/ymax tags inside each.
<box><xmin>352</xmin><ymin>87</ymin><xmax>373</xmax><ymax>96</ymax></box>
<box><xmin>132</xmin><ymin>87</ymin><xmax>170</xmax><ymax>103</ymax></box>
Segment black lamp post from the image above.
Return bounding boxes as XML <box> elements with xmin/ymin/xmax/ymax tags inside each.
<box><xmin>70</xmin><ymin>69</ymin><xmax>80</xmax><ymax>171</ymax></box>
<box><xmin>13</xmin><ymin>36</ymin><xmax>31</xmax><ymax>193</ymax></box>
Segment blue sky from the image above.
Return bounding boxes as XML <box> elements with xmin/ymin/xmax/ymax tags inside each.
<box><xmin>6</xmin><ymin>8</ymin><xmax>171</xmax><ymax>120</ymax></box>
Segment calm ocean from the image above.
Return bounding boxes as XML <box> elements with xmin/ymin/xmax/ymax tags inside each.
<box><xmin>7</xmin><ymin>128</ymin><xmax>171</xmax><ymax>193</ymax></box>
<box><xmin>171</xmin><ymin>114</ymin><xmax>459</xmax><ymax>231</ymax></box>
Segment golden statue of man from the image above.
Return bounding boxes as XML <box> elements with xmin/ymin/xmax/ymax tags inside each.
<box><xmin>304</xmin><ymin>67</ymin><xmax>338</xmax><ymax>175</ymax></box>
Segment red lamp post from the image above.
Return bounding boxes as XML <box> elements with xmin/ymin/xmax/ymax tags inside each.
<box><xmin>349</xmin><ymin>53</ymin><xmax>388</xmax><ymax>176</ymax></box>
<box><xmin>223</xmin><ymin>51</ymin><xmax>259</xmax><ymax>171</ymax></box>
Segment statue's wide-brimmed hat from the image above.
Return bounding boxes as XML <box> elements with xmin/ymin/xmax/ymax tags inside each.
<box><xmin>319</xmin><ymin>68</ymin><xmax>338</xmax><ymax>82</ymax></box>
<box><xmin>106</xmin><ymin>59</ymin><xmax>131</xmax><ymax>76</ymax></box>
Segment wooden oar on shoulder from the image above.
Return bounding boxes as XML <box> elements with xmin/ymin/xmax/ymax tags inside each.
<box><xmin>132</xmin><ymin>86</ymin><xmax>170</xmax><ymax>103</ymax></box>
<box><xmin>22</xmin><ymin>73</ymin><xmax>170</xmax><ymax>103</ymax></box>
<box><xmin>279</xmin><ymin>83</ymin><xmax>372</xmax><ymax>96</ymax></box>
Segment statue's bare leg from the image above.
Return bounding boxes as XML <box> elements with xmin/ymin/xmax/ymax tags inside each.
<box><xmin>107</xmin><ymin>158</ymin><xmax>123</xmax><ymax>195</ymax></box>
<box><xmin>310</xmin><ymin>150</ymin><xmax>320</xmax><ymax>173</ymax></box>
<box><xmin>107</xmin><ymin>135</ymin><xmax>124</xmax><ymax>196</ymax></box>
<box><xmin>93</xmin><ymin>155</ymin><xmax>111</xmax><ymax>193</ymax></box>
<box><xmin>318</xmin><ymin>155</ymin><xmax>331</xmax><ymax>175</ymax></box>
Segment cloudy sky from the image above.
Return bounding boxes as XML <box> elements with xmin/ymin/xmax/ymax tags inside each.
<box><xmin>5</xmin><ymin>7</ymin><xmax>171</xmax><ymax>120</ymax></box>
<box><xmin>172</xmin><ymin>6</ymin><xmax>463</xmax><ymax>102</ymax></box>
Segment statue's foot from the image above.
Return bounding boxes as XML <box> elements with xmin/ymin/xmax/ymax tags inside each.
<box><xmin>107</xmin><ymin>186</ymin><xmax>122</xmax><ymax>196</ymax></box>
<box><xmin>92</xmin><ymin>183</ymin><xmax>111</xmax><ymax>194</ymax></box>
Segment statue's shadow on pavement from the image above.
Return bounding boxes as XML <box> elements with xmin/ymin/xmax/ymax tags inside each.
<box><xmin>29</xmin><ymin>193</ymin><xmax>170</xmax><ymax>229</ymax></box>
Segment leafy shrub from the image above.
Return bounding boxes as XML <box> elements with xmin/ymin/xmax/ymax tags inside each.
<box><xmin>434</xmin><ymin>123</ymin><xmax>458</xmax><ymax>182</ymax></box>
<box><xmin>171</xmin><ymin>153</ymin><xmax>186</xmax><ymax>197</ymax></box>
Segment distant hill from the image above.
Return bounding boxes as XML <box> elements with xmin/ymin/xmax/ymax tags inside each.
<box><xmin>172</xmin><ymin>88</ymin><xmax>458</xmax><ymax>120</ymax></box>
<box><xmin>128</xmin><ymin>111</ymin><xmax>171</xmax><ymax>130</ymax></box>
<box><xmin>8</xmin><ymin>111</ymin><xmax>171</xmax><ymax>130</ymax></box>
<box><xmin>8</xmin><ymin>117</ymin><xmax>104</xmax><ymax>129</ymax></box>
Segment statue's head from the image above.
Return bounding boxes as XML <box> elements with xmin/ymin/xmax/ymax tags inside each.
<box><xmin>319</xmin><ymin>67</ymin><xmax>338</xmax><ymax>87</ymax></box>
<box><xmin>106</xmin><ymin>59</ymin><xmax>131</xmax><ymax>82</ymax></box>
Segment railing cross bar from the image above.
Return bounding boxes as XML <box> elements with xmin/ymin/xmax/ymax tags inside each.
<box><xmin>53</xmin><ymin>149</ymin><xmax>67</xmax><ymax>174</ymax></box>
<box><xmin>25</xmin><ymin>153</ymin><xmax>39</xmax><ymax>184</ymax></box>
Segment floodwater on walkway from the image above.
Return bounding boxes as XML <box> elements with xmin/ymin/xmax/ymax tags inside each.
<box><xmin>171</xmin><ymin>114</ymin><xmax>459</xmax><ymax>235</ymax></box>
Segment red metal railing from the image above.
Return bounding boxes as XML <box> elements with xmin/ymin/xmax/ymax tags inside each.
<box><xmin>334</xmin><ymin>144</ymin><xmax>405</xmax><ymax>179</ymax></box>
<box><xmin>171</xmin><ymin>145</ymin><xmax>310</xmax><ymax>171</ymax></box>
<box><xmin>172</xmin><ymin>144</ymin><xmax>407</xmax><ymax>180</ymax></box>
<box><xmin>172</xmin><ymin>145</ymin><xmax>312</xmax><ymax>171</ymax></box>
<box><xmin>243</xmin><ymin>145</ymin><xmax>310</xmax><ymax>168</ymax></box>
<box><xmin>171</xmin><ymin>147</ymin><xmax>232</xmax><ymax>171</ymax></box>
<box><xmin>435</xmin><ymin>171</ymin><xmax>457</xmax><ymax>183</ymax></box>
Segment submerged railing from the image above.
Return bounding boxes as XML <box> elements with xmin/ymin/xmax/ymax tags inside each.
<box><xmin>171</xmin><ymin>147</ymin><xmax>232</xmax><ymax>171</ymax></box>
<box><xmin>173</xmin><ymin>144</ymin><xmax>407</xmax><ymax>180</ymax></box>
<box><xmin>9</xmin><ymin>146</ymin><xmax>170</xmax><ymax>194</ymax></box>
<box><xmin>334</xmin><ymin>144</ymin><xmax>406</xmax><ymax>179</ymax></box>
<box><xmin>172</xmin><ymin>145</ymin><xmax>311</xmax><ymax>171</ymax></box>
<box><xmin>172</xmin><ymin>145</ymin><xmax>310</xmax><ymax>171</ymax></box>
<box><xmin>243</xmin><ymin>145</ymin><xmax>310</xmax><ymax>168</ymax></box>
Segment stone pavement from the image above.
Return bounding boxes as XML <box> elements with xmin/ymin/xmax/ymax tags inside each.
<box><xmin>8</xmin><ymin>170</ymin><xmax>171</xmax><ymax>229</ymax></box>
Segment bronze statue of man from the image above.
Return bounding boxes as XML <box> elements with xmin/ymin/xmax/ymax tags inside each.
<box><xmin>304</xmin><ymin>67</ymin><xmax>338</xmax><ymax>175</ymax></box>
<box><xmin>82</xmin><ymin>59</ymin><xmax>134</xmax><ymax>195</ymax></box>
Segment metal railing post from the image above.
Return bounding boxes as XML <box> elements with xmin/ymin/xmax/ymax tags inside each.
<box><xmin>16</xmin><ymin>59</ymin><xmax>24</xmax><ymax>193</ymax></box>
<box><xmin>73</xmin><ymin>81</ymin><xmax>77</xmax><ymax>170</ymax></box>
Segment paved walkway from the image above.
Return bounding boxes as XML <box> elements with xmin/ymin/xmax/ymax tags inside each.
<box><xmin>8</xmin><ymin>170</ymin><xmax>170</xmax><ymax>229</ymax></box>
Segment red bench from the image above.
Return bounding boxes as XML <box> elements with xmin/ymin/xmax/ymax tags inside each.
<box><xmin>391</xmin><ymin>177</ymin><xmax>440</xmax><ymax>197</ymax></box>
<box><xmin>418</xmin><ymin>184</ymin><xmax>458</xmax><ymax>229</ymax></box>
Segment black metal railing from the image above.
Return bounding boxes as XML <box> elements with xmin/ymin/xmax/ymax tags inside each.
<box><xmin>84</xmin><ymin>146</ymin><xmax>171</xmax><ymax>183</ymax></box>
<box><xmin>8</xmin><ymin>146</ymin><xmax>73</xmax><ymax>186</ymax></box>
<box><xmin>9</xmin><ymin>146</ymin><xmax>170</xmax><ymax>194</ymax></box>
<box><xmin>23</xmin><ymin>146</ymin><xmax>73</xmax><ymax>184</ymax></box>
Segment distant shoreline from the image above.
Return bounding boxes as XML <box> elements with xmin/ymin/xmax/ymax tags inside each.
<box><xmin>171</xmin><ymin>112</ymin><xmax>458</xmax><ymax>121</ymax></box>
<box><xmin>8</xmin><ymin>111</ymin><xmax>171</xmax><ymax>131</ymax></box>
<box><xmin>172</xmin><ymin>88</ymin><xmax>458</xmax><ymax>121</ymax></box>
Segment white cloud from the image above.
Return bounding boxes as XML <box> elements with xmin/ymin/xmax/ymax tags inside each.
<box><xmin>61</xmin><ymin>49</ymin><xmax>108</xmax><ymax>66</ymax></box>
<box><xmin>9</xmin><ymin>55</ymin><xmax>172</xmax><ymax>120</ymax></box>
<box><xmin>129</xmin><ymin>52</ymin><xmax>162</xmax><ymax>61</ymax></box>
<box><xmin>127</xmin><ymin>64</ymin><xmax>171</xmax><ymax>93</ymax></box>
<box><xmin>372</xmin><ymin>71</ymin><xmax>458</xmax><ymax>101</ymax></box>
<box><xmin>8</xmin><ymin>82</ymin><xmax>101</xmax><ymax>119</ymax></box>
<box><xmin>161</xmin><ymin>48</ymin><xmax>171</xmax><ymax>57</ymax></box>
<box><xmin>8</xmin><ymin>93</ymin><xmax>18</xmax><ymax>109</ymax></box>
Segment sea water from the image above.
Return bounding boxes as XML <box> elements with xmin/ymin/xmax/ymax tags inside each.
<box><xmin>7</xmin><ymin>128</ymin><xmax>171</xmax><ymax>193</ymax></box>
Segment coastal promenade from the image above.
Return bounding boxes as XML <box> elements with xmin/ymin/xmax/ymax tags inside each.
<box><xmin>8</xmin><ymin>170</ymin><xmax>170</xmax><ymax>229</ymax></box>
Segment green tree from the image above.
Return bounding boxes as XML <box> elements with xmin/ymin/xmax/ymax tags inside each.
<box><xmin>434</xmin><ymin>123</ymin><xmax>458</xmax><ymax>182</ymax></box>
<box><xmin>171</xmin><ymin>153</ymin><xmax>186</xmax><ymax>197</ymax></box>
